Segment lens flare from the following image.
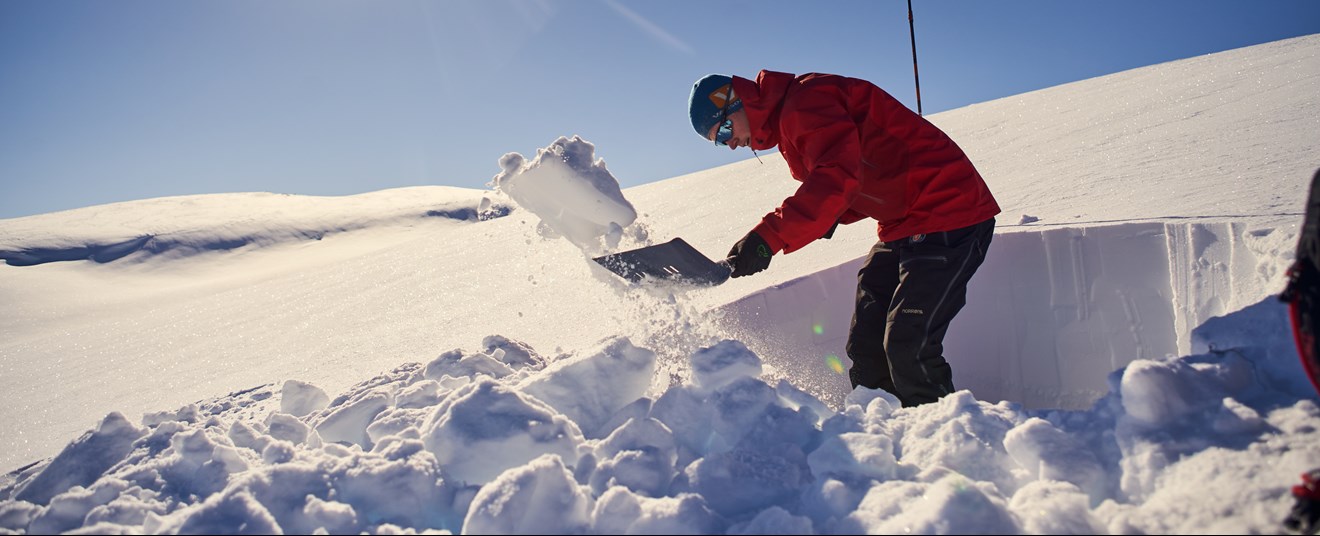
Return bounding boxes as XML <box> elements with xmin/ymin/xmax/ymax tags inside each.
<box><xmin>825</xmin><ymin>354</ymin><xmax>844</xmax><ymax>374</ymax></box>
<box><xmin>813</xmin><ymin>323</ymin><xmax>824</xmax><ymax>335</ymax></box>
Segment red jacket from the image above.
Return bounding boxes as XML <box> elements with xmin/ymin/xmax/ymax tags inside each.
<box><xmin>734</xmin><ymin>70</ymin><xmax>1000</xmax><ymax>253</ymax></box>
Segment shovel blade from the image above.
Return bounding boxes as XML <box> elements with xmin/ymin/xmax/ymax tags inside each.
<box><xmin>593</xmin><ymin>238</ymin><xmax>730</xmax><ymax>286</ymax></box>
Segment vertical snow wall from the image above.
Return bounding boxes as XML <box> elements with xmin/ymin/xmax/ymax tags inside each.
<box><xmin>715</xmin><ymin>221</ymin><xmax>1281</xmax><ymax>410</ymax></box>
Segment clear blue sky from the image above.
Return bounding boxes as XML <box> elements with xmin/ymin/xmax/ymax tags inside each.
<box><xmin>2</xmin><ymin>1</ymin><xmax>1317</xmax><ymax>220</ymax></box>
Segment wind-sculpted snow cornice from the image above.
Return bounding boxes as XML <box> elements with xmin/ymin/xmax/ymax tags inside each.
<box><xmin>0</xmin><ymin>201</ymin><xmax>514</xmax><ymax>267</ymax></box>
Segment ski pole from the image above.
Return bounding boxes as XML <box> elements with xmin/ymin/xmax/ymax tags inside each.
<box><xmin>907</xmin><ymin>0</ymin><xmax>923</xmax><ymax>116</ymax></box>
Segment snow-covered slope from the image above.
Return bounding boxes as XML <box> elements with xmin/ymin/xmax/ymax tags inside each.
<box><xmin>0</xmin><ymin>34</ymin><xmax>1318</xmax><ymax>535</ymax></box>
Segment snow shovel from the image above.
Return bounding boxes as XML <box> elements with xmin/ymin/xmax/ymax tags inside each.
<box><xmin>592</xmin><ymin>237</ymin><xmax>731</xmax><ymax>286</ymax></box>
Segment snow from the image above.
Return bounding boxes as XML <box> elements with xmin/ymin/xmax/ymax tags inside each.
<box><xmin>491</xmin><ymin>135</ymin><xmax>643</xmax><ymax>254</ymax></box>
<box><xmin>1</xmin><ymin>34</ymin><xmax>1319</xmax><ymax>534</ymax></box>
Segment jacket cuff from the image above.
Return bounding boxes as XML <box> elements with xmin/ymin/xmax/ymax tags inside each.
<box><xmin>752</xmin><ymin>222</ymin><xmax>788</xmax><ymax>254</ymax></box>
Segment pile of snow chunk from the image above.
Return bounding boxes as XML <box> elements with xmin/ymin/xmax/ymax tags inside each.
<box><xmin>3</xmin><ymin>317</ymin><xmax>1319</xmax><ymax>534</ymax></box>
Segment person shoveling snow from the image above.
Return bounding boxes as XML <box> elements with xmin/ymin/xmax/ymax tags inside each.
<box><xmin>685</xmin><ymin>71</ymin><xmax>1000</xmax><ymax>408</ymax></box>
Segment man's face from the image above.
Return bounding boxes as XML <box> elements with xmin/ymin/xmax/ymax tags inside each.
<box><xmin>708</xmin><ymin>108</ymin><xmax>751</xmax><ymax>150</ymax></box>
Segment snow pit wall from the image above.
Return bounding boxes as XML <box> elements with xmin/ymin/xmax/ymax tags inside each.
<box><xmin>716</xmin><ymin>221</ymin><xmax>1270</xmax><ymax>410</ymax></box>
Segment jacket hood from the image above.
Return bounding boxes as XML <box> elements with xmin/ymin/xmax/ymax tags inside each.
<box><xmin>732</xmin><ymin>70</ymin><xmax>795</xmax><ymax>151</ymax></box>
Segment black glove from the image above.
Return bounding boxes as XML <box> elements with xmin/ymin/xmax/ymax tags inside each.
<box><xmin>726</xmin><ymin>231</ymin><xmax>773</xmax><ymax>278</ymax></box>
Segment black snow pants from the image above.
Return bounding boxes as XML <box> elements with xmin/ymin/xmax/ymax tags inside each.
<box><xmin>846</xmin><ymin>217</ymin><xmax>995</xmax><ymax>407</ymax></box>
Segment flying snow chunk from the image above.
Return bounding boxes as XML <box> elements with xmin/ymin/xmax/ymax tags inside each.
<box><xmin>492</xmin><ymin>135</ymin><xmax>638</xmax><ymax>250</ymax></box>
